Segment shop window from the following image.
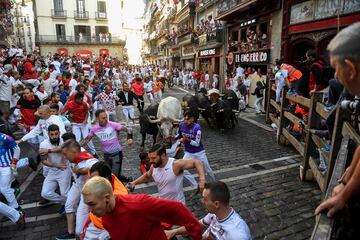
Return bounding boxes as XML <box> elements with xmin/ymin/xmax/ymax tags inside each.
<box><xmin>259</xmin><ymin>22</ymin><xmax>268</xmax><ymax>49</ymax></box>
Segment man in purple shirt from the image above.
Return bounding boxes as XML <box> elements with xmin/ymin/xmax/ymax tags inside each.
<box><xmin>176</xmin><ymin>110</ymin><xmax>215</xmax><ymax>188</ymax></box>
<box><xmin>82</xmin><ymin>109</ymin><xmax>133</xmax><ymax>182</ymax></box>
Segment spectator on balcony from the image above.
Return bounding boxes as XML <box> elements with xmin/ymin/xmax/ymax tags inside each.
<box><xmin>79</xmin><ymin>32</ymin><xmax>84</xmax><ymax>42</ymax></box>
<box><xmin>258</xmin><ymin>30</ymin><xmax>268</xmax><ymax>49</ymax></box>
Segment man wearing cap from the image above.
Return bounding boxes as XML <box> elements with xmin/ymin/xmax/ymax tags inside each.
<box><xmin>315</xmin><ymin>23</ymin><xmax>360</xmax><ymax>219</ymax></box>
<box><xmin>0</xmin><ymin>64</ymin><xmax>14</xmax><ymax>118</ymax></box>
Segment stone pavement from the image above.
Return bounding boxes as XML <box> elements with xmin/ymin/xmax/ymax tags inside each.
<box><xmin>0</xmin><ymin>86</ymin><xmax>322</xmax><ymax>240</ymax></box>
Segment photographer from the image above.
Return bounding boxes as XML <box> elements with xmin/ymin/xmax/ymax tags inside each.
<box><xmin>315</xmin><ymin>23</ymin><xmax>360</xmax><ymax>219</ymax></box>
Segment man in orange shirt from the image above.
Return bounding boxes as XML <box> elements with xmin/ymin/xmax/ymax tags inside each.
<box><xmin>82</xmin><ymin>161</ymin><xmax>127</xmax><ymax>240</ymax></box>
<box><xmin>131</xmin><ymin>76</ymin><xmax>145</xmax><ymax>112</ymax></box>
<box><xmin>153</xmin><ymin>78</ymin><xmax>163</xmax><ymax>103</ymax></box>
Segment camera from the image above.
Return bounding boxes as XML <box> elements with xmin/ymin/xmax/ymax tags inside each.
<box><xmin>341</xmin><ymin>99</ymin><xmax>360</xmax><ymax>114</ymax></box>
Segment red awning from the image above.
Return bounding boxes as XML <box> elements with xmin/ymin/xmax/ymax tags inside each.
<box><xmin>99</xmin><ymin>49</ymin><xmax>109</xmax><ymax>56</ymax></box>
<box><xmin>57</xmin><ymin>48</ymin><xmax>68</xmax><ymax>55</ymax></box>
<box><xmin>75</xmin><ymin>50</ymin><xmax>93</xmax><ymax>58</ymax></box>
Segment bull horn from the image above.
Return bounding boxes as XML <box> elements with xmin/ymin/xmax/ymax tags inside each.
<box><xmin>147</xmin><ymin>116</ymin><xmax>161</xmax><ymax>123</ymax></box>
<box><xmin>171</xmin><ymin>118</ymin><xmax>184</xmax><ymax>123</ymax></box>
<box><xmin>198</xmin><ymin>107</ymin><xmax>205</xmax><ymax>111</ymax></box>
<box><xmin>232</xmin><ymin>109</ymin><xmax>240</xmax><ymax>113</ymax></box>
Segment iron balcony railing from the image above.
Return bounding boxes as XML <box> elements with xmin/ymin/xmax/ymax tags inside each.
<box><xmin>218</xmin><ymin>0</ymin><xmax>252</xmax><ymax>16</ymax></box>
<box><xmin>74</xmin><ymin>11</ymin><xmax>89</xmax><ymax>19</ymax></box>
<box><xmin>36</xmin><ymin>35</ymin><xmax>126</xmax><ymax>45</ymax></box>
<box><xmin>95</xmin><ymin>12</ymin><xmax>107</xmax><ymax>20</ymax></box>
<box><xmin>51</xmin><ymin>9</ymin><xmax>67</xmax><ymax>18</ymax></box>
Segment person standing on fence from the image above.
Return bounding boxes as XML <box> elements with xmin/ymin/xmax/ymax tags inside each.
<box><xmin>275</xmin><ymin>59</ymin><xmax>304</xmax><ymax>96</ymax></box>
<box><xmin>315</xmin><ymin>22</ymin><xmax>360</xmax><ymax>218</ymax></box>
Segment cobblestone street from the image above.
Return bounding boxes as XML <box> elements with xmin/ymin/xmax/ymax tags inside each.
<box><xmin>0</xmin><ymin>87</ymin><xmax>322</xmax><ymax>240</ymax></box>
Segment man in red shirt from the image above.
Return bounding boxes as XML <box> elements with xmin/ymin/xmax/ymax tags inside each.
<box><xmin>131</xmin><ymin>76</ymin><xmax>145</xmax><ymax>112</ymax></box>
<box><xmin>62</xmin><ymin>93</ymin><xmax>96</xmax><ymax>155</ymax></box>
<box><xmin>22</xmin><ymin>54</ymin><xmax>40</xmax><ymax>87</ymax></box>
<box><xmin>82</xmin><ymin>176</ymin><xmax>202</xmax><ymax>240</ymax></box>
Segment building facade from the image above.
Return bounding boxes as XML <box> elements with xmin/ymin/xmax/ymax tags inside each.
<box><xmin>33</xmin><ymin>0</ymin><xmax>126</xmax><ymax>58</ymax></box>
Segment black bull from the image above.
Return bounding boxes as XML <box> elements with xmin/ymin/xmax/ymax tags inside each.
<box><xmin>139</xmin><ymin>103</ymin><xmax>159</xmax><ymax>147</ymax></box>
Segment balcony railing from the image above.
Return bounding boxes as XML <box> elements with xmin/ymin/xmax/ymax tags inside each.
<box><xmin>51</xmin><ymin>9</ymin><xmax>67</xmax><ymax>18</ymax></box>
<box><xmin>74</xmin><ymin>11</ymin><xmax>89</xmax><ymax>19</ymax></box>
<box><xmin>177</xmin><ymin>31</ymin><xmax>191</xmax><ymax>44</ymax></box>
<box><xmin>218</xmin><ymin>0</ymin><xmax>252</xmax><ymax>16</ymax></box>
<box><xmin>36</xmin><ymin>35</ymin><xmax>126</xmax><ymax>45</ymax></box>
<box><xmin>95</xmin><ymin>12</ymin><xmax>107</xmax><ymax>20</ymax></box>
<box><xmin>15</xmin><ymin>21</ymin><xmax>23</xmax><ymax>27</ymax></box>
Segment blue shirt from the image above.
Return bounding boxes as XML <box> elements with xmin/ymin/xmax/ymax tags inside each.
<box><xmin>57</xmin><ymin>89</ymin><xmax>69</xmax><ymax>105</ymax></box>
<box><xmin>0</xmin><ymin>133</ymin><xmax>18</xmax><ymax>167</ymax></box>
<box><xmin>177</xmin><ymin>122</ymin><xmax>204</xmax><ymax>153</ymax></box>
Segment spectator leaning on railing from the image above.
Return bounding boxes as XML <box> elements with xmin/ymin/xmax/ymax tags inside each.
<box><xmin>315</xmin><ymin>22</ymin><xmax>360</xmax><ymax>218</ymax></box>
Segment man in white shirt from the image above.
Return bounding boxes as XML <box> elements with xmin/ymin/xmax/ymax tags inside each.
<box><xmin>69</xmin><ymin>74</ymin><xmax>80</xmax><ymax>95</ymax></box>
<box><xmin>144</xmin><ymin>77</ymin><xmax>154</xmax><ymax>104</ymax></box>
<box><xmin>0</xmin><ymin>64</ymin><xmax>14</xmax><ymax>118</ymax></box>
<box><xmin>165</xmin><ymin>181</ymin><xmax>252</xmax><ymax>240</ymax></box>
<box><xmin>17</xmin><ymin>105</ymin><xmax>66</xmax><ymax>145</ymax></box>
<box><xmin>39</xmin><ymin>124</ymin><xmax>72</xmax><ymax>210</ymax></box>
<box><xmin>51</xmin><ymin>56</ymin><xmax>61</xmax><ymax>72</ymax></box>
<box><xmin>236</xmin><ymin>64</ymin><xmax>245</xmax><ymax>78</ymax></box>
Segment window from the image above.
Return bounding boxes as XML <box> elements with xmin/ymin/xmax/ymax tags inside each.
<box><xmin>56</xmin><ymin>24</ymin><xmax>66</xmax><ymax>41</ymax></box>
<box><xmin>98</xmin><ymin>1</ymin><xmax>106</xmax><ymax>13</ymax></box>
<box><xmin>53</xmin><ymin>0</ymin><xmax>63</xmax><ymax>10</ymax></box>
<box><xmin>76</xmin><ymin>0</ymin><xmax>85</xmax><ymax>12</ymax></box>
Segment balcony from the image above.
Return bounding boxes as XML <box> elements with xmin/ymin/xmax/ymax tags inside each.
<box><xmin>177</xmin><ymin>31</ymin><xmax>192</xmax><ymax>45</ymax></box>
<box><xmin>95</xmin><ymin>12</ymin><xmax>107</xmax><ymax>20</ymax></box>
<box><xmin>74</xmin><ymin>11</ymin><xmax>89</xmax><ymax>20</ymax></box>
<box><xmin>218</xmin><ymin>0</ymin><xmax>254</xmax><ymax>17</ymax></box>
<box><xmin>194</xmin><ymin>28</ymin><xmax>224</xmax><ymax>47</ymax></box>
<box><xmin>51</xmin><ymin>9</ymin><xmax>67</xmax><ymax>18</ymax></box>
<box><xmin>14</xmin><ymin>9</ymin><xmax>23</xmax><ymax>17</ymax></box>
<box><xmin>15</xmin><ymin>21</ymin><xmax>23</xmax><ymax>28</ymax></box>
<box><xmin>36</xmin><ymin>35</ymin><xmax>126</xmax><ymax>46</ymax></box>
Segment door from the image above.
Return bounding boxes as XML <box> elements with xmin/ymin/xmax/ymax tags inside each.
<box><xmin>56</xmin><ymin>24</ymin><xmax>66</xmax><ymax>41</ymax></box>
<box><xmin>76</xmin><ymin>0</ymin><xmax>85</xmax><ymax>13</ymax></box>
<box><xmin>53</xmin><ymin>0</ymin><xmax>63</xmax><ymax>12</ymax></box>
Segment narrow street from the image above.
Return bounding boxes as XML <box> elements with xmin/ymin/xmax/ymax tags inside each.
<box><xmin>0</xmin><ymin>86</ymin><xmax>321</xmax><ymax>240</ymax></box>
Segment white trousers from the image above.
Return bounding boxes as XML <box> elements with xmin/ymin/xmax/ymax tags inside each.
<box><xmin>182</xmin><ymin>150</ymin><xmax>216</xmax><ymax>187</ymax></box>
<box><xmin>255</xmin><ymin>97</ymin><xmax>264</xmax><ymax>113</ymax></box>
<box><xmin>0</xmin><ymin>201</ymin><xmax>20</xmax><ymax>223</ymax></box>
<box><xmin>122</xmin><ymin>106</ymin><xmax>135</xmax><ymax>128</ymax></box>
<box><xmin>65</xmin><ymin>182</ymin><xmax>89</xmax><ymax>235</ymax></box>
<box><xmin>0</xmin><ymin>167</ymin><xmax>18</xmax><ymax>208</ymax></box>
<box><xmin>41</xmin><ymin>168</ymin><xmax>72</xmax><ymax>204</ymax></box>
<box><xmin>72</xmin><ymin>123</ymin><xmax>96</xmax><ymax>154</ymax></box>
<box><xmin>83</xmin><ymin>222</ymin><xmax>110</xmax><ymax>240</ymax></box>
<box><xmin>154</xmin><ymin>91</ymin><xmax>162</xmax><ymax>103</ymax></box>
<box><xmin>145</xmin><ymin>92</ymin><xmax>154</xmax><ymax>104</ymax></box>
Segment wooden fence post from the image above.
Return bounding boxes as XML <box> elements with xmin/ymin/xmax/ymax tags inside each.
<box><xmin>301</xmin><ymin>92</ymin><xmax>323</xmax><ymax>181</ymax></box>
<box><xmin>277</xmin><ymin>87</ymin><xmax>288</xmax><ymax>145</ymax></box>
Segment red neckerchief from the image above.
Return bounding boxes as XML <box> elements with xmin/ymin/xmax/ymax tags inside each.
<box><xmin>73</xmin><ymin>151</ymin><xmax>94</xmax><ymax>164</ymax></box>
<box><xmin>38</xmin><ymin>89</ymin><xmax>45</xmax><ymax>93</ymax></box>
<box><xmin>43</xmin><ymin>76</ymin><xmax>50</xmax><ymax>80</ymax></box>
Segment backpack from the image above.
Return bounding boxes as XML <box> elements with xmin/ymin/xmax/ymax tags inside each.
<box><xmin>17</xmin><ymin>64</ymin><xmax>25</xmax><ymax>76</ymax></box>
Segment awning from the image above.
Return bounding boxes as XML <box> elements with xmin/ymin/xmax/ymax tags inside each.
<box><xmin>99</xmin><ymin>49</ymin><xmax>109</xmax><ymax>55</ymax></box>
<box><xmin>75</xmin><ymin>50</ymin><xmax>93</xmax><ymax>58</ymax></box>
<box><xmin>57</xmin><ymin>48</ymin><xmax>68</xmax><ymax>55</ymax></box>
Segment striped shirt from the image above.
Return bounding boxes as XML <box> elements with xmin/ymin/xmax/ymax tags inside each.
<box><xmin>0</xmin><ymin>133</ymin><xmax>20</xmax><ymax>167</ymax></box>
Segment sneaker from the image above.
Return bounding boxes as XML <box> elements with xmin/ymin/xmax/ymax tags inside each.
<box><xmin>322</xmin><ymin>145</ymin><xmax>331</xmax><ymax>152</ymax></box>
<box><xmin>58</xmin><ymin>205</ymin><xmax>65</xmax><ymax>215</ymax></box>
<box><xmin>119</xmin><ymin>175</ymin><xmax>133</xmax><ymax>183</ymax></box>
<box><xmin>28</xmin><ymin>157</ymin><xmax>38</xmax><ymax>172</ymax></box>
<box><xmin>55</xmin><ymin>232</ymin><xmax>76</xmax><ymax>240</ymax></box>
<box><xmin>38</xmin><ymin>197</ymin><xmax>51</xmax><ymax>206</ymax></box>
<box><xmin>323</xmin><ymin>103</ymin><xmax>334</xmax><ymax>112</ymax></box>
<box><xmin>16</xmin><ymin>211</ymin><xmax>26</xmax><ymax>230</ymax></box>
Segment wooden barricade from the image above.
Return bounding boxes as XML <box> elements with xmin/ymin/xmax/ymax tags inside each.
<box><xmin>265</xmin><ymin>83</ymin><xmax>360</xmax><ymax>239</ymax></box>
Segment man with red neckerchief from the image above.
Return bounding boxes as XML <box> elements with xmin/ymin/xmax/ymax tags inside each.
<box><xmin>56</xmin><ymin>139</ymin><xmax>98</xmax><ymax>240</ymax></box>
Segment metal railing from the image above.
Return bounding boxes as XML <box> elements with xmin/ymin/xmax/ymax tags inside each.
<box><xmin>95</xmin><ymin>12</ymin><xmax>107</xmax><ymax>20</ymax></box>
<box><xmin>51</xmin><ymin>9</ymin><xmax>67</xmax><ymax>18</ymax></box>
<box><xmin>36</xmin><ymin>35</ymin><xmax>126</xmax><ymax>45</ymax></box>
<box><xmin>74</xmin><ymin>11</ymin><xmax>89</xmax><ymax>19</ymax></box>
<box><xmin>218</xmin><ymin>0</ymin><xmax>252</xmax><ymax>16</ymax></box>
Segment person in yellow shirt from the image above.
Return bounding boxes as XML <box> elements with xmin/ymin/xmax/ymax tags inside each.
<box><xmin>81</xmin><ymin>161</ymin><xmax>128</xmax><ymax>240</ymax></box>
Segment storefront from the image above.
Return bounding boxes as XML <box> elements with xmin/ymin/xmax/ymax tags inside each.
<box><xmin>197</xmin><ymin>47</ymin><xmax>222</xmax><ymax>76</ymax></box>
<box><xmin>181</xmin><ymin>44</ymin><xmax>195</xmax><ymax>69</ymax></box>
<box><xmin>282</xmin><ymin>0</ymin><xmax>360</xmax><ymax>69</ymax></box>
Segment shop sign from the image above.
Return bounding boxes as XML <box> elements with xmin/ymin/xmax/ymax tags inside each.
<box><xmin>75</xmin><ymin>50</ymin><xmax>93</xmax><ymax>58</ymax></box>
<box><xmin>182</xmin><ymin>45</ymin><xmax>194</xmax><ymax>56</ymax></box>
<box><xmin>235</xmin><ymin>50</ymin><xmax>270</xmax><ymax>64</ymax></box>
<box><xmin>199</xmin><ymin>48</ymin><xmax>217</xmax><ymax>57</ymax></box>
<box><xmin>57</xmin><ymin>48</ymin><xmax>68</xmax><ymax>55</ymax></box>
<box><xmin>99</xmin><ymin>49</ymin><xmax>109</xmax><ymax>55</ymax></box>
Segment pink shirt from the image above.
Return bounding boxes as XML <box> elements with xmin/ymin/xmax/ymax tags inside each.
<box><xmin>89</xmin><ymin>121</ymin><xmax>123</xmax><ymax>153</ymax></box>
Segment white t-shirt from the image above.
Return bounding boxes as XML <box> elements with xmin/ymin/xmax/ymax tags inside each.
<box><xmin>201</xmin><ymin>209</ymin><xmax>252</xmax><ymax>240</ymax></box>
<box><xmin>76</xmin><ymin>157</ymin><xmax>98</xmax><ymax>186</ymax></box>
<box><xmin>39</xmin><ymin>138</ymin><xmax>70</xmax><ymax>174</ymax></box>
<box><xmin>69</xmin><ymin>79</ymin><xmax>78</xmax><ymax>94</ymax></box>
<box><xmin>0</xmin><ymin>74</ymin><xmax>13</xmax><ymax>101</ymax></box>
<box><xmin>236</xmin><ymin>67</ymin><xmax>244</xmax><ymax>77</ymax></box>
<box><xmin>51</xmin><ymin>60</ymin><xmax>61</xmax><ymax>72</ymax></box>
<box><xmin>144</xmin><ymin>81</ymin><xmax>153</xmax><ymax>92</ymax></box>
